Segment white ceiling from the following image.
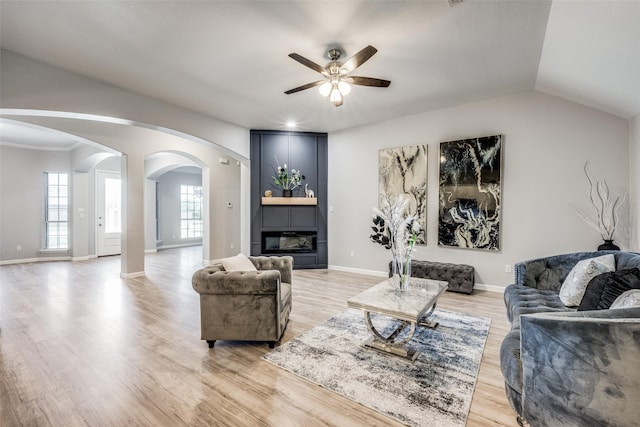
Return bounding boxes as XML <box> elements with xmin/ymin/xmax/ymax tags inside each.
<box><xmin>0</xmin><ymin>0</ymin><xmax>639</xmax><ymax>150</ymax></box>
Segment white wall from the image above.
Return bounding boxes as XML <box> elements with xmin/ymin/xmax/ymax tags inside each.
<box><xmin>0</xmin><ymin>49</ymin><xmax>247</xmax><ymax>272</ymax></box>
<box><xmin>328</xmin><ymin>91</ymin><xmax>631</xmax><ymax>288</ymax></box>
<box><xmin>156</xmin><ymin>170</ymin><xmax>202</xmax><ymax>248</ymax></box>
<box><xmin>0</xmin><ymin>146</ymin><xmax>70</xmax><ymax>261</ymax></box>
<box><xmin>631</xmin><ymin>113</ymin><xmax>640</xmax><ymax>252</ymax></box>
<box><xmin>0</xmin><ymin>50</ymin><xmax>249</xmax><ymax>160</ymax></box>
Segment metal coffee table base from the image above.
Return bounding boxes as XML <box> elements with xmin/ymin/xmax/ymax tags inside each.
<box><xmin>362</xmin><ymin>305</ymin><xmax>439</xmax><ymax>362</ymax></box>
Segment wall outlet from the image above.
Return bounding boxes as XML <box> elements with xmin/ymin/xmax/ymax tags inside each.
<box><xmin>16</xmin><ymin>245</ymin><xmax>22</xmax><ymax>251</ymax></box>
<box><xmin>505</xmin><ymin>264</ymin><xmax>512</xmax><ymax>273</ymax></box>
<box><xmin>230</xmin><ymin>243</ymin><xmax>234</xmax><ymax>249</ymax></box>
<box><xmin>350</xmin><ymin>250</ymin><xmax>355</xmax><ymax>258</ymax></box>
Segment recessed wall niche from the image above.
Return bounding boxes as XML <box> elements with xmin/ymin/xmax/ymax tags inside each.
<box><xmin>250</xmin><ymin>130</ymin><xmax>328</xmax><ymax>269</ymax></box>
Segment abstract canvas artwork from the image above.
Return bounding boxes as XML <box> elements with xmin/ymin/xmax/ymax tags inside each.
<box><xmin>438</xmin><ymin>135</ymin><xmax>502</xmax><ymax>251</ymax></box>
<box><xmin>378</xmin><ymin>145</ymin><xmax>427</xmax><ymax>243</ymax></box>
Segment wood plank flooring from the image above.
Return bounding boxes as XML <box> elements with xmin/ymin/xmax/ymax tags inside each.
<box><xmin>0</xmin><ymin>247</ymin><xmax>518</xmax><ymax>426</ymax></box>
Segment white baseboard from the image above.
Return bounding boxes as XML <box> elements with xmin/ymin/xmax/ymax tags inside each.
<box><xmin>0</xmin><ymin>256</ymin><xmax>72</xmax><ymax>265</ymax></box>
<box><xmin>120</xmin><ymin>271</ymin><xmax>145</xmax><ymax>278</ymax></box>
<box><xmin>71</xmin><ymin>255</ymin><xmax>97</xmax><ymax>262</ymax></box>
<box><xmin>328</xmin><ymin>264</ymin><xmax>505</xmax><ymax>293</ymax></box>
<box><xmin>328</xmin><ymin>264</ymin><xmax>387</xmax><ymax>277</ymax></box>
<box><xmin>157</xmin><ymin>243</ymin><xmax>201</xmax><ymax>250</ymax></box>
<box><xmin>144</xmin><ymin>249</ymin><xmax>158</xmax><ymax>254</ymax></box>
<box><xmin>473</xmin><ymin>283</ymin><xmax>506</xmax><ymax>293</ymax></box>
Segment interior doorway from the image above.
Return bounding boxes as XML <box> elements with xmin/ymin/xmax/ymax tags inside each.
<box><xmin>96</xmin><ymin>170</ymin><xmax>122</xmax><ymax>256</ymax></box>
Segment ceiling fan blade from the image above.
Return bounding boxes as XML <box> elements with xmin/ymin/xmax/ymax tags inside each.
<box><xmin>288</xmin><ymin>53</ymin><xmax>326</xmax><ymax>74</ymax></box>
<box><xmin>284</xmin><ymin>80</ymin><xmax>325</xmax><ymax>95</ymax></box>
<box><xmin>348</xmin><ymin>76</ymin><xmax>391</xmax><ymax>87</ymax></box>
<box><xmin>341</xmin><ymin>45</ymin><xmax>378</xmax><ymax>73</ymax></box>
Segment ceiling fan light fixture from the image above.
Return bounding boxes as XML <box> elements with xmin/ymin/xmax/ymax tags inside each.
<box><xmin>338</xmin><ymin>80</ymin><xmax>351</xmax><ymax>96</ymax></box>
<box><xmin>285</xmin><ymin>45</ymin><xmax>390</xmax><ymax>108</ymax></box>
<box><xmin>329</xmin><ymin>85</ymin><xmax>342</xmax><ymax>103</ymax></box>
<box><xmin>318</xmin><ymin>81</ymin><xmax>332</xmax><ymax>97</ymax></box>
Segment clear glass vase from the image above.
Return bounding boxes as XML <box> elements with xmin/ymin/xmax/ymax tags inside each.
<box><xmin>392</xmin><ymin>255</ymin><xmax>412</xmax><ymax>292</ymax></box>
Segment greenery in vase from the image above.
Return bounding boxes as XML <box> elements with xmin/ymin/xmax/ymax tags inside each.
<box><xmin>272</xmin><ymin>159</ymin><xmax>305</xmax><ymax>191</ymax></box>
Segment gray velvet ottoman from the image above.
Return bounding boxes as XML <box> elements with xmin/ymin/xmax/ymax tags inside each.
<box><xmin>390</xmin><ymin>260</ymin><xmax>474</xmax><ymax>294</ymax></box>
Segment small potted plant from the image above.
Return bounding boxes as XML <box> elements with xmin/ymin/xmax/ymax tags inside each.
<box><xmin>272</xmin><ymin>160</ymin><xmax>304</xmax><ymax>197</ymax></box>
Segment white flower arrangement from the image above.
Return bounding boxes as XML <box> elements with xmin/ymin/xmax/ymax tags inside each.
<box><xmin>370</xmin><ymin>194</ymin><xmax>419</xmax><ymax>261</ymax></box>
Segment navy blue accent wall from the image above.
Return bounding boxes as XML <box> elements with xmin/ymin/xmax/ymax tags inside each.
<box><xmin>250</xmin><ymin>130</ymin><xmax>328</xmax><ymax>269</ymax></box>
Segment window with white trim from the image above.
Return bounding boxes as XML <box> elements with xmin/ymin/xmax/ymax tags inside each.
<box><xmin>180</xmin><ymin>185</ymin><xmax>203</xmax><ymax>238</ymax></box>
<box><xmin>44</xmin><ymin>172</ymin><xmax>69</xmax><ymax>249</ymax></box>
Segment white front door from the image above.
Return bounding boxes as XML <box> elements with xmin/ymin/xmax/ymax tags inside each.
<box><xmin>97</xmin><ymin>171</ymin><xmax>122</xmax><ymax>256</ymax></box>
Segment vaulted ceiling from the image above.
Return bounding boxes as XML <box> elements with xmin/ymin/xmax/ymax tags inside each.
<box><xmin>1</xmin><ymin>0</ymin><xmax>639</xmax><ymax>149</ymax></box>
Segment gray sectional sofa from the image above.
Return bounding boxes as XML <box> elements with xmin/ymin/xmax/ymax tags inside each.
<box><xmin>500</xmin><ymin>251</ymin><xmax>640</xmax><ymax>427</ymax></box>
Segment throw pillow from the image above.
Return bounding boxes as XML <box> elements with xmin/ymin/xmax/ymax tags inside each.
<box><xmin>559</xmin><ymin>254</ymin><xmax>615</xmax><ymax>307</ymax></box>
<box><xmin>578</xmin><ymin>268</ymin><xmax>640</xmax><ymax>311</ymax></box>
<box><xmin>610</xmin><ymin>289</ymin><xmax>640</xmax><ymax>309</ymax></box>
<box><xmin>221</xmin><ymin>253</ymin><xmax>257</xmax><ymax>272</ymax></box>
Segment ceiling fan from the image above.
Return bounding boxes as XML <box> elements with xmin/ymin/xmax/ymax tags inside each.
<box><xmin>284</xmin><ymin>45</ymin><xmax>391</xmax><ymax>107</ymax></box>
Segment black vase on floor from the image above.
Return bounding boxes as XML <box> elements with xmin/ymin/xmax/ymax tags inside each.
<box><xmin>598</xmin><ymin>239</ymin><xmax>620</xmax><ymax>251</ymax></box>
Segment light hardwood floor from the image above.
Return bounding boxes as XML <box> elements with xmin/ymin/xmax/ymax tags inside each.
<box><xmin>0</xmin><ymin>247</ymin><xmax>518</xmax><ymax>426</ymax></box>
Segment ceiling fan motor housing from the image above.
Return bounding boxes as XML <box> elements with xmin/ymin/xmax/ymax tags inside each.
<box><xmin>327</xmin><ymin>48</ymin><xmax>342</xmax><ymax>61</ymax></box>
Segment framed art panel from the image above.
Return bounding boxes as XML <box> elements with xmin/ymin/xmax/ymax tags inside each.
<box><xmin>438</xmin><ymin>135</ymin><xmax>502</xmax><ymax>251</ymax></box>
<box><xmin>378</xmin><ymin>144</ymin><xmax>427</xmax><ymax>243</ymax></box>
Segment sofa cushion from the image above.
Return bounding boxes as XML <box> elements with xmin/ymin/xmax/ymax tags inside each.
<box><xmin>221</xmin><ymin>253</ymin><xmax>258</xmax><ymax>272</ymax></box>
<box><xmin>504</xmin><ymin>284</ymin><xmax>573</xmax><ymax>324</ymax></box>
<box><xmin>558</xmin><ymin>254</ymin><xmax>615</xmax><ymax>306</ymax></box>
<box><xmin>578</xmin><ymin>268</ymin><xmax>640</xmax><ymax>311</ymax></box>
<box><xmin>611</xmin><ymin>289</ymin><xmax>640</xmax><ymax>309</ymax></box>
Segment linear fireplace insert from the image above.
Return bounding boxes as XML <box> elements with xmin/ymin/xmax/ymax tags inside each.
<box><xmin>262</xmin><ymin>231</ymin><xmax>317</xmax><ymax>254</ymax></box>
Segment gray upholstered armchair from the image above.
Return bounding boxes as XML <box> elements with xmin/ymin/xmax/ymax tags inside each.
<box><xmin>192</xmin><ymin>256</ymin><xmax>293</xmax><ymax>348</ymax></box>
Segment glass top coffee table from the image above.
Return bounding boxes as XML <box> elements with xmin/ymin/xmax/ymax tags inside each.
<box><xmin>347</xmin><ymin>277</ymin><xmax>448</xmax><ymax>361</ymax></box>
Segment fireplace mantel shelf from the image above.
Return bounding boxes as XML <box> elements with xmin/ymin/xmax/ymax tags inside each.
<box><xmin>262</xmin><ymin>197</ymin><xmax>318</xmax><ymax>206</ymax></box>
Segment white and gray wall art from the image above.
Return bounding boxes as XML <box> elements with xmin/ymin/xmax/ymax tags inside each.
<box><xmin>378</xmin><ymin>144</ymin><xmax>427</xmax><ymax>243</ymax></box>
<box><xmin>438</xmin><ymin>135</ymin><xmax>502</xmax><ymax>251</ymax></box>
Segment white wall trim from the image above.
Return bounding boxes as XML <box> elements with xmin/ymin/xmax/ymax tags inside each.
<box><xmin>157</xmin><ymin>242</ymin><xmax>202</xmax><ymax>250</ymax></box>
<box><xmin>0</xmin><ymin>256</ymin><xmax>72</xmax><ymax>265</ymax></box>
<box><xmin>328</xmin><ymin>264</ymin><xmax>505</xmax><ymax>293</ymax></box>
<box><xmin>71</xmin><ymin>255</ymin><xmax>95</xmax><ymax>262</ymax></box>
<box><xmin>120</xmin><ymin>271</ymin><xmax>145</xmax><ymax>278</ymax></box>
<box><xmin>144</xmin><ymin>249</ymin><xmax>158</xmax><ymax>254</ymax></box>
<box><xmin>328</xmin><ymin>264</ymin><xmax>388</xmax><ymax>277</ymax></box>
<box><xmin>473</xmin><ymin>283</ymin><xmax>506</xmax><ymax>294</ymax></box>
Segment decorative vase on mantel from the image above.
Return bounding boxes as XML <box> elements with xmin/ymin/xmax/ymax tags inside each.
<box><xmin>598</xmin><ymin>239</ymin><xmax>620</xmax><ymax>251</ymax></box>
<box><xmin>391</xmin><ymin>255</ymin><xmax>412</xmax><ymax>292</ymax></box>
<box><xmin>282</xmin><ymin>189</ymin><xmax>292</xmax><ymax>197</ymax></box>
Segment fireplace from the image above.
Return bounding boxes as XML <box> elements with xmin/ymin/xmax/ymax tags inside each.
<box><xmin>262</xmin><ymin>231</ymin><xmax>317</xmax><ymax>254</ymax></box>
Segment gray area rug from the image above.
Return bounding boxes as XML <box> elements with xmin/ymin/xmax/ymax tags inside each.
<box><xmin>262</xmin><ymin>308</ymin><xmax>491</xmax><ymax>427</ymax></box>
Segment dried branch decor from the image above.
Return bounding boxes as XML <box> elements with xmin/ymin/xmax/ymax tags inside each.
<box><xmin>575</xmin><ymin>162</ymin><xmax>626</xmax><ymax>241</ymax></box>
